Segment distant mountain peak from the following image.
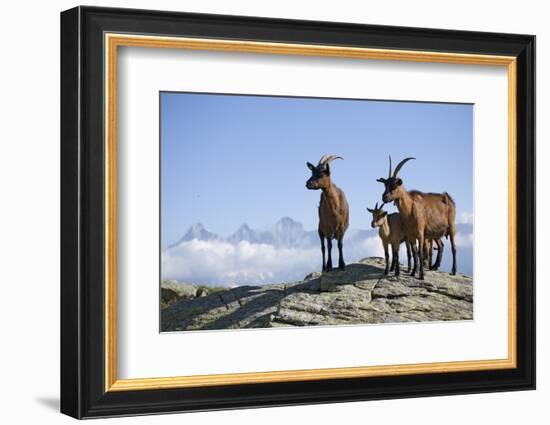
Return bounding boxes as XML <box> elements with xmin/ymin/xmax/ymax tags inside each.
<box><xmin>276</xmin><ymin>216</ymin><xmax>299</xmax><ymax>225</ymax></box>
<box><xmin>227</xmin><ymin>223</ymin><xmax>256</xmax><ymax>244</ymax></box>
<box><xmin>272</xmin><ymin>217</ymin><xmax>305</xmax><ymax>247</ymax></box>
<box><xmin>170</xmin><ymin>223</ymin><xmax>219</xmax><ymax>247</ymax></box>
<box><xmin>190</xmin><ymin>222</ymin><xmax>206</xmax><ymax>231</ymax></box>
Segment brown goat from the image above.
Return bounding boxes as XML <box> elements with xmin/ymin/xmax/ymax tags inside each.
<box><xmin>377</xmin><ymin>157</ymin><xmax>457</xmax><ymax>280</ymax></box>
<box><xmin>306</xmin><ymin>154</ymin><xmax>350</xmax><ymax>272</ymax></box>
<box><xmin>367</xmin><ymin>202</ymin><xmax>412</xmax><ymax>277</ymax></box>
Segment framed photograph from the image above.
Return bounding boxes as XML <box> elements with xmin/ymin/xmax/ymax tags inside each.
<box><xmin>60</xmin><ymin>6</ymin><xmax>535</xmax><ymax>419</ymax></box>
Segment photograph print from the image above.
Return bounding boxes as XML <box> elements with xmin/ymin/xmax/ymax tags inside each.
<box><xmin>160</xmin><ymin>92</ymin><xmax>474</xmax><ymax>332</ymax></box>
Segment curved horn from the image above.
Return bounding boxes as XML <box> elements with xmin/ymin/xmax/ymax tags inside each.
<box><xmin>318</xmin><ymin>154</ymin><xmax>344</xmax><ymax>166</ymax></box>
<box><xmin>388</xmin><ymin>156</ymin><xmax>392</xmax><ymax>178</ymax></box>
<box><xmin>393</xmin><ymin>157</ymin><xmax>416</xmax><ymax>178</ymax></box>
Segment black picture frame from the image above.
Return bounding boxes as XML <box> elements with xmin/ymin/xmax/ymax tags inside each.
<box><xmin>61</xmin><ymin>5</ymin><xmax>535</xmax><ymax>419</ymax></box>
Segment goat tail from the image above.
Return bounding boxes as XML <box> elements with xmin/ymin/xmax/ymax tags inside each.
<box><xmin>443</xmin><ymin>192</ymin><xmax>456</xmax><ymax>206</ymax></box>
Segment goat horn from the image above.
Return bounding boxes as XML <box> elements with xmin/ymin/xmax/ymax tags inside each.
<box><xmin>318</xmin><ymin>154</ymin><xmax>344</xmax><ymax>166</ymax></box>
<box><xmin>388</xmin><ymin>156</ymin><xmax>392</xmax><ymax>178</ymax></box>
<box><xmin>374</xmin><ymin>202</ymin><xmax>378</xmax><ymax>210</ymax></box>
<box><xmin>393</xmin><ymin>157</ymin><xmax>416</xmax><ymax>178</ymax></box>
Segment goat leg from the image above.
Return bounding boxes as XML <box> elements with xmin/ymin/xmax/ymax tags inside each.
<box><xmin>319</xmin><ymin>233</ymin><xmax>326</xmax><ymax>272</ymax></box>
<box><xmin>326</xmin><ymin>239</ymin><xmax>333</xmax><ymax>272</ymax></box>
<box><xmin>337</xmin><ymin>239</ymin><xmax>345</xmax><ymax>271</ymax></box>
<box><xmin>449</xmin><ymin>232</ymin><xmax>457</xmax><ymax>275</ymax></box>
<box><xmin>394</xmin><ymin>245</ymin><xmax>400</xmax><ymax>278</ymax></box>
<box><xmin>410</xmin><ymin>239</ymin><xmax>418</xmax><ymax>277</ymax></box>
<box><xmin>406</xmin><ymin>241</ymin><xmax>412</xmax><ymax>273</ymax></box>
<box><xmin>418</xmin><ymin>234</ymin><xmax>425</xmax><ymax>280</ymax></box>
<box><xmin>428</xmin><ymin>239</ymin><xmax>434</xmax><ymax>269</ymax></box>
<box><xmin>383</xmin><ymin>242</ymin><xmax>390</xmax><ymax>275</ymax></box>
<box><xmin>425</xmin><ymin>240</ymin><xmax>432</xmax><ymax>269</ymax></box>
<box><xmin>431</xmin><ymin>239</ymin><xmax>443</xmax><ymax>271</ymax></box>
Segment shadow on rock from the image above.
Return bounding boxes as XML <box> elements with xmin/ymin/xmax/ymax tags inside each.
<box><xmin>319</xmin><ymin>261</ymin><xmax>384</xmax><ymax>292</ymax></box>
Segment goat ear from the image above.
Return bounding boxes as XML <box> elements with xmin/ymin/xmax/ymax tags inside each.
<box><xmin>307</xmin><ymin>162</ymin><xmax>315</xmax><ymax>171</ymax></box>
<box><xmin>366</xmin><ymin>207</ymin><xmax>373</xmax><ymax>213</ymax></box>
<box><xmin>376</xmin><ymin>178</ymin><xmax>386</xmax><ymax>183</ymax></box>
<box><xmin>325</xmin><ymin>164</ymin><xmax>331</xmax><ymax>175</ymax></box>
<box><xmin>396</xmin><ymin>178</ymin><xmax>403</xmax><ymax>186</ymax></box>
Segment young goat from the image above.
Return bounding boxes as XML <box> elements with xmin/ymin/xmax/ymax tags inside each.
<box><xmin>367</xmin><ymin>202</ymin><xmax>412</xmax><ymax>277</ymax></box>
<box><xmin>377</xmin><ymin>156</ymin><xmax>457</xmax><ymax>280</ymax></box>
<box><xmin>306</xmin><ymin>154</ymin><xmax>350</xmax><ymax>272</ymax></box>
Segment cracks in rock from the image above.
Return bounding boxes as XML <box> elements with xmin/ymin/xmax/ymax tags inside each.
<box><xmin>368</xmin><ymin>277</ymin><xmax>383</xmax><ymax>293</ymax></box>
<box><xmin>372</xmin><ymin>293</ymin><xmax>411</xmax><ymax>300</ymax></box>
<box><xmin>403</xmin><ymin>307</ymin><xmax>432</xmax><ymax>314</ymax></box>
<box><xmin>272</xmin><ymin>286</ymin><xmax>287</xmax><ymax>320</ymax></box>
<box><xmin>218</xmin><ymin>294</ymin><xmax>231</xmax><ymax>311</ymax></box>
<box><xmin>271</xmin><ymin>317</ymin><xmax>303</xmax><ymax>327</ymax></box>
<box><xmin>422</xmin><ymin>287</ymin><xmax>471</xmax><ymax>302</ymax></box>
<box><xmin>353</xmin><ymin>282</ymin><xmax>375</xmax><ymax>292</ymax></box>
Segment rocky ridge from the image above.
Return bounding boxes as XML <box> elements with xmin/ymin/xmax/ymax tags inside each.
<box><xmin>161</xmin><ymin>257</ymin><xmax>473</xmax><ymax>331</ymax></box>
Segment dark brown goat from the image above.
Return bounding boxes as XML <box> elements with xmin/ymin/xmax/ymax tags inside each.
<box><xmin>367</xmin><ymin>202</ymin><xmax>412</xmax><ymax>276</ymax></box>
<box><xmin>377</xmin><ymin>157</ymin><xmax>457</xmax><ymax>280</ymax></box>
<box><xmin>306</xmin><ymin>154</ymin><xmax>350</xmax><ymax>272</ymax></box>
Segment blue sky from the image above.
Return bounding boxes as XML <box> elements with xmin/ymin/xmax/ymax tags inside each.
<box><xmin>161</xmin><ymin>92</ymin><xmax>473</xmax><ymax>249</ymax></box>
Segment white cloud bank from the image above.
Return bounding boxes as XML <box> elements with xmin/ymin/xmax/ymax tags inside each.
<box><xmin>162</xmin><ymin>233</ymin><xmax>473</xmax><ymax>286</ymax></box>
<box><xmin>163</xmin><ymin>240</ymin><xmax>317</xmax><ymax>286</ymax></box>
<box><xmin>162</xmin><ymin>237</ymin><xmax>384</xmax><ymax>286</ymax></box>
<box><xmin>455</xmin><ymin>232</ymin><xmax>474</xmax><ymax>247</ymax></box>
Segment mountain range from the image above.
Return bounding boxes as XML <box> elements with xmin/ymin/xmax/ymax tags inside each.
<box><xmin>169</xmin><ymin>217</ymin><xmax>473</xmax><ymax>249</ymax></box>
<box><xmin>170</xmin><ymin>217</ymin><xmax>318</xmax><ymax>249</ymax></box>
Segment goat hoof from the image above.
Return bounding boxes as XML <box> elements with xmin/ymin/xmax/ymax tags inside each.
<box><xmin>451</xmin><ymin>271</ymin><xmax>456</xmax><ymax>276</ymax></box>
<box><xmin>339</xmin><ymin>264</ymin><xmax>346</xmax><ymax>271</ymax></box>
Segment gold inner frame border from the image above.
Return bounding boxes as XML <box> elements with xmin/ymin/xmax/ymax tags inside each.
<box><xmin>104</xmin><ymin>33</ymin><xmax>517</xmax><ymax>392</ymax></box>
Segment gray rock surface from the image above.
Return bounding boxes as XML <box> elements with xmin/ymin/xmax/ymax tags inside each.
<box><xmin>161</xmin><ymin>257</ymin><xmax>473</xmax><ymax>331</ymax></box>
<box><xmin>161</xmin><ymin>281</ymin><xmax>199</xmax><ymax>308</ymax></box>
